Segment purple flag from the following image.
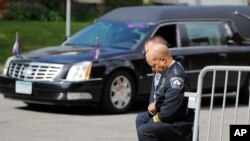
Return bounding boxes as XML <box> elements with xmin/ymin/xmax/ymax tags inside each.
<box><xmin>92</xmin><ymin>37</ymin><xmax>100</xmax><ymax>61</ymax></box>
<box><xmin>12</xmin><ymin>32</ymin><xmax>19</xmax><ymax>56</ymax></box>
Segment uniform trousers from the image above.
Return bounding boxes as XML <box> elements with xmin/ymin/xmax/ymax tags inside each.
<box><xmin>136</xmin><ymin>111</ymin><xmax>192</xmax><ymax>141</ymax></box>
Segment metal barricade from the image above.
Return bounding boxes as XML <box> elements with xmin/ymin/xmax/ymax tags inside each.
<box><xmin>185</xmin><ymin>66</ymin><xmax>250</xmax><ymax>141</ymax></box>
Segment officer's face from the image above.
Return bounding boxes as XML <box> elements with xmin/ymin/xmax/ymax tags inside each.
<box><xmin>146</xmin><ymin>52</ymin><xmax>166</xmax><ymax>73</ymax></box>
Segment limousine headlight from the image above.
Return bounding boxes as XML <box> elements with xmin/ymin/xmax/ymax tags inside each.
<box><xmin>2</xmin><ymin>56</ymin><xmax>15</xmax><ymax>76</ymax></box>
<box><xmin>66</xmin><ymin>61</ymin><xmax>92</xmax><ymax>81</ymax></box>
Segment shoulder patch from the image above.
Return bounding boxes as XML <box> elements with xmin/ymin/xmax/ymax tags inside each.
<box><xmin>170</xmin><ymin>77</ymin><xmax>184</xmax><ymax>89</ymax></box>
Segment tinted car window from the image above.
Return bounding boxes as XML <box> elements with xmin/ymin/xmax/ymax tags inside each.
<box><xmin>154</xmin><ymin>24</ymin><xmax>178</xmax><ymax>48</ymax></box>
<box><xmin>180</xmin><ymin>23</ymin><xmax>227</xmax><ymax>47</ymax></box>
<box><xmin>64</xmin><ymin>21</ymin><xmax>152</xmax><ymax>50</ymax></box>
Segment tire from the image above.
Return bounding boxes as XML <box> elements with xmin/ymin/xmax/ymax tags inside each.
<box><xmin>101</xmin><ymin>71</ymin><xmax>135</xmax><ymax>114</ymax></box>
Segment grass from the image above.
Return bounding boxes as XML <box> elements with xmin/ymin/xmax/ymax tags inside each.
<box><xmin>0</xmin><ymin>21</ymin><xmax>90</xmax><ymax>65</ymax></box>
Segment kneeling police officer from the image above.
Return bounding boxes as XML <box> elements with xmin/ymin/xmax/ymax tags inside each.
<box><xmin>136</xmin><ymin>39</ymin><xmax>194</xmax><ymax>141</ymax></box>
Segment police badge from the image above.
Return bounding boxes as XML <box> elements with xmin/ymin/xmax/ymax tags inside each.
<box><xmin>170</xmin><ymin>77</ymin><xmax>184</xmax><ymax>89</ymax></box>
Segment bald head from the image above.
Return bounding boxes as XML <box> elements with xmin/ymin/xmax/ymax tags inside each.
<box><xmin>149</xmin><ymin>44</ymin><xmax>170</xmax><ymax>59</ymax></box>
<box><xmin>146</xmin><ymin>44</ymin><xmax>173</xmax><ymax>73</ymax></box>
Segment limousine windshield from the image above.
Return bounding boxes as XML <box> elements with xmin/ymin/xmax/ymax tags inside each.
<box><xmin>63</xmin><ymin>21</ymin><xmax>152</xmax><ymax>49</ymax></box>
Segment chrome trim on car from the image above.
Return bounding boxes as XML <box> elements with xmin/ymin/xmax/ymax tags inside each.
<box><xmin>67</xmin><ymin>92</ymin><xmax>93</xmax><ymax>100</ymax></box>
<box><xmin>8</xmin><ymin>62</ymin><xmax>63</xmax><ymax>81</ymax></box>
<box><xmin>186</xmin><ymin>70</ymin><xmax>201</xmax><ymax>74</ymax></box>
<box><xmin>62</xmin><ymin>78</ymin><xmax>103</xmax><ymax>82</ymax></box>
<box><xmin>147</xmin><ymin>73</ymin><xmax>154</xmax><ymax>77</ymax></box>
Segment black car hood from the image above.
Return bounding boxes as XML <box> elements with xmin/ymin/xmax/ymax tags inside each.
<box><xmin>20</xmin><ymin>45</ymin><xmax>129</xmax><ymax>64</ymax></box>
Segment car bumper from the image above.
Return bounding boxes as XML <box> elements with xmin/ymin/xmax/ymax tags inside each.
<box><xmin>0</xmin><ymin>76</ymin><xmax>103</xmax><ymax>106</ymax></box>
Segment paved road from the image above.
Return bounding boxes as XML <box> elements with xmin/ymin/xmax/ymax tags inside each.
<box><xmin>0</xmin><ymin>93</ymin><xmax>249</xmax><ymax>141</ymax></box>
<box><xmin>1</xmin><ymin>63</ymin><xmax>140</xmax><ymax>141</ymax></box>
<box><xmin>197</xmin><ymin>96</ymin><xmax>249</xmax><ymax>141</ymax></box>
<box><xmin>0</xmin><ymin>94</ymin><xmax>144</xmax><ymax>141</ymax></box>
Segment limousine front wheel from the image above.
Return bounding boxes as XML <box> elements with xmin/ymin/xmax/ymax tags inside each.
<box><xmin>101</xmin><ymin>71</ymin><xmax>135</xmax><ymax>114</ymax></box>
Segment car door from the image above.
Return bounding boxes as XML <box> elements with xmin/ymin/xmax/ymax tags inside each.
<box><xmin>176</xmin><ymin>22</ymin><xmax>230</xmax><ymax>92</ymax></box>
<box><xmin>140</xmin><ymin>21</ymin><xmax>231</xmax><ymax>94</ymax></box>
<box><xmin>226</xmin><ymin>21</ymin><xmax>250</xmax><ymax>90</ymax></box>
<box><xmin>144</xmin><ymin>22</ymin><xmax>230</xmax><ymax>92</ymax></box>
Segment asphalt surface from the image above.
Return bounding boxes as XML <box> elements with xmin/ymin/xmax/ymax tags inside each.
<box><xmin>0</xmin><ymin>94</ymin><xmax>146</xmax><ymax>141</ymax></box>
<box><xmin>1</xmin><ymin>90</ymin><xmax>249</xmax><ymax>141</ymax></box>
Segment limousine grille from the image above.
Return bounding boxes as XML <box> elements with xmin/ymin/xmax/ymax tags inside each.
<box><xmin>8</xmin><ymin>62</ymin><xmax>63</xmax><ymax>81</ymax></box>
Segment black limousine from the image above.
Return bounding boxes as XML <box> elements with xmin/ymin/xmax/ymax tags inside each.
<box><xmin>1</xmin><ymin>6</ymin><xmax>250</xmax><ymax>113</ymax></box>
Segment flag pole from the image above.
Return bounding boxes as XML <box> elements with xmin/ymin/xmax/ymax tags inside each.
<box><xmin>66</xmin><ymin>0</ymin><xmax>71</xmax><ymax>40</ymax></box>
<box><xmin>12</xmin><ymin>32</ymin><xmax>19</xmax><ymax>57</ymax></box>
<box><xmin>93</xmin><ymin>37</ymin><xmax>100</xmax><ymax>62</ymax></box>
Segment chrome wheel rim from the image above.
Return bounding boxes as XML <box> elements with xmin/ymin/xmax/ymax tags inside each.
<box><xmin>110</xmin><ymin>75</ymin><xmax>132</xmax><ymax>109</ymax></box>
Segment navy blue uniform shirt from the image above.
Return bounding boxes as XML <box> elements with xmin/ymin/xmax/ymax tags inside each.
<box><xmin>149</xmin><ymin>61</ymin><xmax>191</xmax><ymax>123</ymax></box>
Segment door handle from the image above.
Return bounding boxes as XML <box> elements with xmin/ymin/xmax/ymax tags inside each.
<box><xmin>218</xmin><ymin>53</ymin><xmax>227</xmax><ymax>61</ymax></box>
<box><xmin>175</xmin><ymin>55</ymin><xmax>184</xmax><ymax>62</ymax></box>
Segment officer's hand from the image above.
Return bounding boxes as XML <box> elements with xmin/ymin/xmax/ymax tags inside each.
<box><xmin>148</xmin><ymin>102</ymin><xmax>156</xmax><ymax>115</ymax></box>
